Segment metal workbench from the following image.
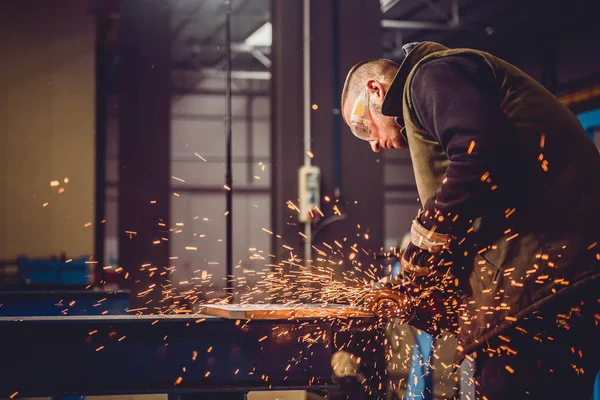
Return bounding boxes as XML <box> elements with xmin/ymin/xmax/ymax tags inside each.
<box><xmin>0</xmin><ymin>307</ymin><xmax>384</xmax><ymax>399</ymax></box>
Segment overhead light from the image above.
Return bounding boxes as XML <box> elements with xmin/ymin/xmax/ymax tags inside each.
<box><xmin>244</xmin><ymin>22</ymin><xmax>271</xmax><ymax>47</ymax></box>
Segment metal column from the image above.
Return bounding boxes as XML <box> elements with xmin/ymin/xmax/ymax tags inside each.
<box><xmin>312</xmin><ymin>0</ymin><xmax>385</xmax><ymax>270</ymax></box>
<box><xmin>224</xmin><ymin>0</ymin><xmax>234</xmax><ymax>301</ymax></box>
<box><xmin>270</xmin><ymin>0</ymin><xmax>306</xmax><ymax>261</ymax></box>
<box><xmin>118</xmin><ymin>0</ymin><xmax>171</xmax><ymax>312</ymax></box>
<box><xmin>94</xmin><ymin>16</ymin><xmax>109</xmax><ymax>284</ymax></box>
<box><xmin>271</xmin><ymin>0</ymin><xmax>384</xmax><ymax>270</ymax></box>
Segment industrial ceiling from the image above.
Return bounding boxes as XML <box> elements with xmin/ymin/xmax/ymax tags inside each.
<box><xmin>168</xmin><ymin>0</ymin><xmax>597</xmax><ymax>92</ymax></box>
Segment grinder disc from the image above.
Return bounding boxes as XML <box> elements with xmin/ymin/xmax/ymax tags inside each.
<box><xmin>361</xmin><ymin>288</ymin><xmax>416</xmax><ymax>321</ymax></box>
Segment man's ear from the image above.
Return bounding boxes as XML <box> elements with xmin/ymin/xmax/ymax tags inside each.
<box><xmin>366</xmin><ymin>79</ymin><xmax>387</xmax><ymax>102</ymax></box>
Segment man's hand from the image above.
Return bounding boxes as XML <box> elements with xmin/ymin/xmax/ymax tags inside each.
<box><xmin>393</xmin><ymin>218</ymin><xmax>462</xmax><ymax>334</ymax></box>
<box><xmin>401</xmin><ymin>217</ymin><xmax>453</xmax><ymax>282</ymax></box>
<box><xmin>360</xmin><ymin>272</ymin><xmax>459</xmax><ymax>336</ymax></box>
<box><xmin>358</xmin><ymin>217</ymin><xmax>463</xmax><ymax>334</ymax></box>
<box><xmin>400</xmin><ymin>252</ymin><xmax>460</xmax><ymax>336</ymax></box>
<box><xmin>401</xmin><ymin>242</ymin><xmax>443</xmax><ymax>280</ymax></box>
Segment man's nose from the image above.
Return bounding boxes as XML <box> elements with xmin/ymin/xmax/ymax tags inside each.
<box><xmin>369</xmin><ymin>141</ymin><xmax>381</xmax><ymax>153</ymax></box>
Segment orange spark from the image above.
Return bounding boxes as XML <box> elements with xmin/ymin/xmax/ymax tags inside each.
<box><xmin>467</xmin><ymin>141</ymin><xmax>475</xmax><ymax>154</ymax></box>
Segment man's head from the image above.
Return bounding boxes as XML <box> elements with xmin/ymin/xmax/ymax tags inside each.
<box><xmin>341</xmin><ymin>59</ymin><xmax>407</xmax><ymax>153</ymax></box>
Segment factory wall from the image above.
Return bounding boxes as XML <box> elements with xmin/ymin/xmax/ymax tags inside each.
<box><xmin>0</xmin><ymin>0</ymin><xmax>95</xmax><ymax>260</ymax></box>
<box><xmin>169</xmin><ymin>84</ymin><xmax>272</xmax><ymax>300</ymax></box>
<box><xmin>103</xmin><ymin>75</ymin><xmax>272</xmax><ymax>300</ymax></box>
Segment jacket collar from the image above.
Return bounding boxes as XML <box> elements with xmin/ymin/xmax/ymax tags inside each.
<box><xmin>381</xmin><ymin>42</ymin><xmax>450</xmax><ymax>117</ymax></box>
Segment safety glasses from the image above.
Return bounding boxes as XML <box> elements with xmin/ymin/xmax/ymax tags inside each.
<box><xmin>349</xmin><ymin>87</ymin><xmax>372</xmax><ymax>141</ymax></box>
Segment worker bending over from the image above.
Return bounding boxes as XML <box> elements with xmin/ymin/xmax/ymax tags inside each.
<box><xmin>342</xmin><ymin>41</ymin><xmax>600</xmax><ymax>399</ymax></box>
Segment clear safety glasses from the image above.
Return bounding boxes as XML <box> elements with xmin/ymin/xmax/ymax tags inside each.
<box><xmin>349</xmin><ymin>87</ymin><xmax>372</xmax><ymax>141</ymax></box>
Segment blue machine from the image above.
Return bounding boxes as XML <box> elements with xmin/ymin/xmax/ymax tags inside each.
<box><xmin>578</xmin><ymin>109</ymin><xmax>600</xmax><ymax>400</ymax></box>
<box><xmin>17</xmin><ymin>256</ymin><xmax>91</xmax><ymax>286</ymax></box>
<box><xmin>0</xmin><ymin>290</ymin><xmax>129</xmax><ymax>316</ymax></box>
<box><xmin>406</xmin><ymin>329</ymin><xmax>436</xmax><ymax>399</ymax></box>
<box><xmin>1</xmin><ymin>256</ymin><xmax>130</xmax><ymax>317</ymax></box>
<box><xmin>578</xmin><ymin>109</ymin><xmax>600</xmax><ymax>140</ymax></box>
<box><xmin>391</xmin><ymin>260</ymin><xmax>437</xmax><ymax>399</ymax></box>
<box><xmin>593</xmin><ymin>371</ymin><xmax>600</xmax><ymax>400</ymax></box>
<box><xmin>0</xmin><ymin>257</ymin><xmax>130</xmax><ymax>400</ymax></box>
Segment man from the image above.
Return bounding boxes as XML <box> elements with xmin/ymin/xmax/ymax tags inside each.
<box><xmin>342</xmin><ymin>41</ymin><xmax>600</xmax><ymax>399</ymax></box>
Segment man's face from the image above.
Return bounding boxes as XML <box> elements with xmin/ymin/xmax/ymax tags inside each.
<box><xmin>344</xmin><ymin>79</ymin><xmax>407</xmax><ymax>153</ymax></box>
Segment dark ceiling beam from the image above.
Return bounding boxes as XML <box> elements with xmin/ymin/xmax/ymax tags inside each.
<box><xmin>430</xmin><ymin>0</ymin><xmax>531</xmax><ymax>50</ymax></box>
<box><xmin>382</xmin><ymin>0</ymin><xmax>476</xmax><ymax>56</ymax></box>
<box><xmin>171</xmin><ymin>1</ymin><xmax>206</xmax><ymax>43</ymax></box>
<box><xmin>381</xmin><ymin>0</ymin><xmax>461</xmax><ymax>31</ymax></box>
<box><xmin>421</xmin><ymin>0</ymin><xmax>452</xmax><ymax>21</ymax></box>
<box><xmin>389</xmin><ymin>0</ymin><xmax>451</xmax><ymax>26</ymax></box>
<box><xmin>395</xmin><ymin>0</ymin><xmax>518</xmax><ymax>51</ymax></box>
<box><xmin>196</xmin><ymin>0</ymin><xmax>255</xmax><ymax>47</ymax></box>
<box><xmin>191</xmin><ymin>0</ymin><xmax>268</xmax><ymax>70</ymax></box>
<box><xmin>401</xmin><ymin>0</ymin><xmax>482</xmax><ymax>43</ymax></box>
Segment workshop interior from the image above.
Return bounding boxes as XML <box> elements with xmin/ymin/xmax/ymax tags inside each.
<box><xmin>1</xmin><ymin>0</ymin><xmax>600</xmax><ymax>399</ymax></box>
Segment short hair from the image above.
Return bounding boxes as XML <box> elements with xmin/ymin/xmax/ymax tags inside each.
<box><xmin>341</xmin><ymin>59</ymin><xmax>399</xmax><ymax>117</ymax></box>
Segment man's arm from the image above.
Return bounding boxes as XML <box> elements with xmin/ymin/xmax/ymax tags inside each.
<box><xmin>410</xmin><ymin>55</ymin><xmax>509</xmax><ymax>236</ymax></box>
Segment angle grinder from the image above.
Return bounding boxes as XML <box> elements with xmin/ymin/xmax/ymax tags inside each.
<box><xmin>361</xmin><ymin>287</ymin><xmax>416</xmax><ymax>321</ymax></box>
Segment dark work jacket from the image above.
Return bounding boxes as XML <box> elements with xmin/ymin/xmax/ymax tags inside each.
<box><xmin>382</xmin><ymin>42</ymin><xmax>600</xmax><ymax>360</ymax></box>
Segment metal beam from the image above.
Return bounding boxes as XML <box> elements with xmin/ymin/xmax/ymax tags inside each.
<box><xmin>94</xmin><ymin>17</ymin><xmax>109</xmax><ymax>284</ymax></box>
<box><xmin>171</xmin><ymin>88</ymin><xmax>269</xmax><ymax>97</ymax></box>
<box><xmin>171</xmin><ymin>186</ymin><xmax>270</xmax><ymax>195</ymax></box>
<box><xmin>0</xmin><ymin>315</ymin><xmax>335</xmax><ymax>396</ymax></box>
<box><xmin>200</xmin><ymin>69</ymin><xmax>271</xmax><ymax>80</ymax></box>
<box><xmin>171</xmin><ymin>113</ymin><xmax>270</xmax><ymax>122</ymax></box>
<box><xmin>382</xmin><ymin>0</ymin><xmax>462</xmax><ymax>31</ymax></box>
<box><xmin>381</xmin><ymin>19</ymin><xmax>465</xmax><ymax>30</ymax></box>
<box><xmin>184</xmin><ymin>43</ymin><xmax>272</xmax><ymax>76</ymax></box>
<box><xmin>194</xmin><ymin>0</ymin><xmax>254</xmax><ymax>49</ymax></box>
<box><xmin>380</xmin><ymin>0</ymin><xmax>401</xmax><ymax>14</ymax></box>
<box><xmin>451</xmin><ymin>0</ymin><xmax>460</xmax><ymax>26</ymax></box>
<box><xmin>246</xmin><ymin>91</ymin><xmax>255</xmax><ymax>184</ymax></box>
<box><xmin>119</xmin><ymin>0</ymin><xmax>171</xmax><ymax>311</ymax></box>
<box><xmin>251</xmin><ymin>49</ymin><xmax>272</xmax><ymax>68</ymax></box>
<box><xmin>191</xmin><ymin>43</ymin><xmax>271</xmax><ymax>54</ymax></box>
<box><xmin>171</xmin><ymin>1</ymin><xmax>205</xmax><ymax>42</ymax></box>
<box><xmin>420</xmin><ymin>0</ymin><xmax>450</xmax><ymax>21</ymax></box>
<box><xmin>225</xmin><ymin>0</ymin><xmax>234</xmax><ymax>302</ymax></box>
